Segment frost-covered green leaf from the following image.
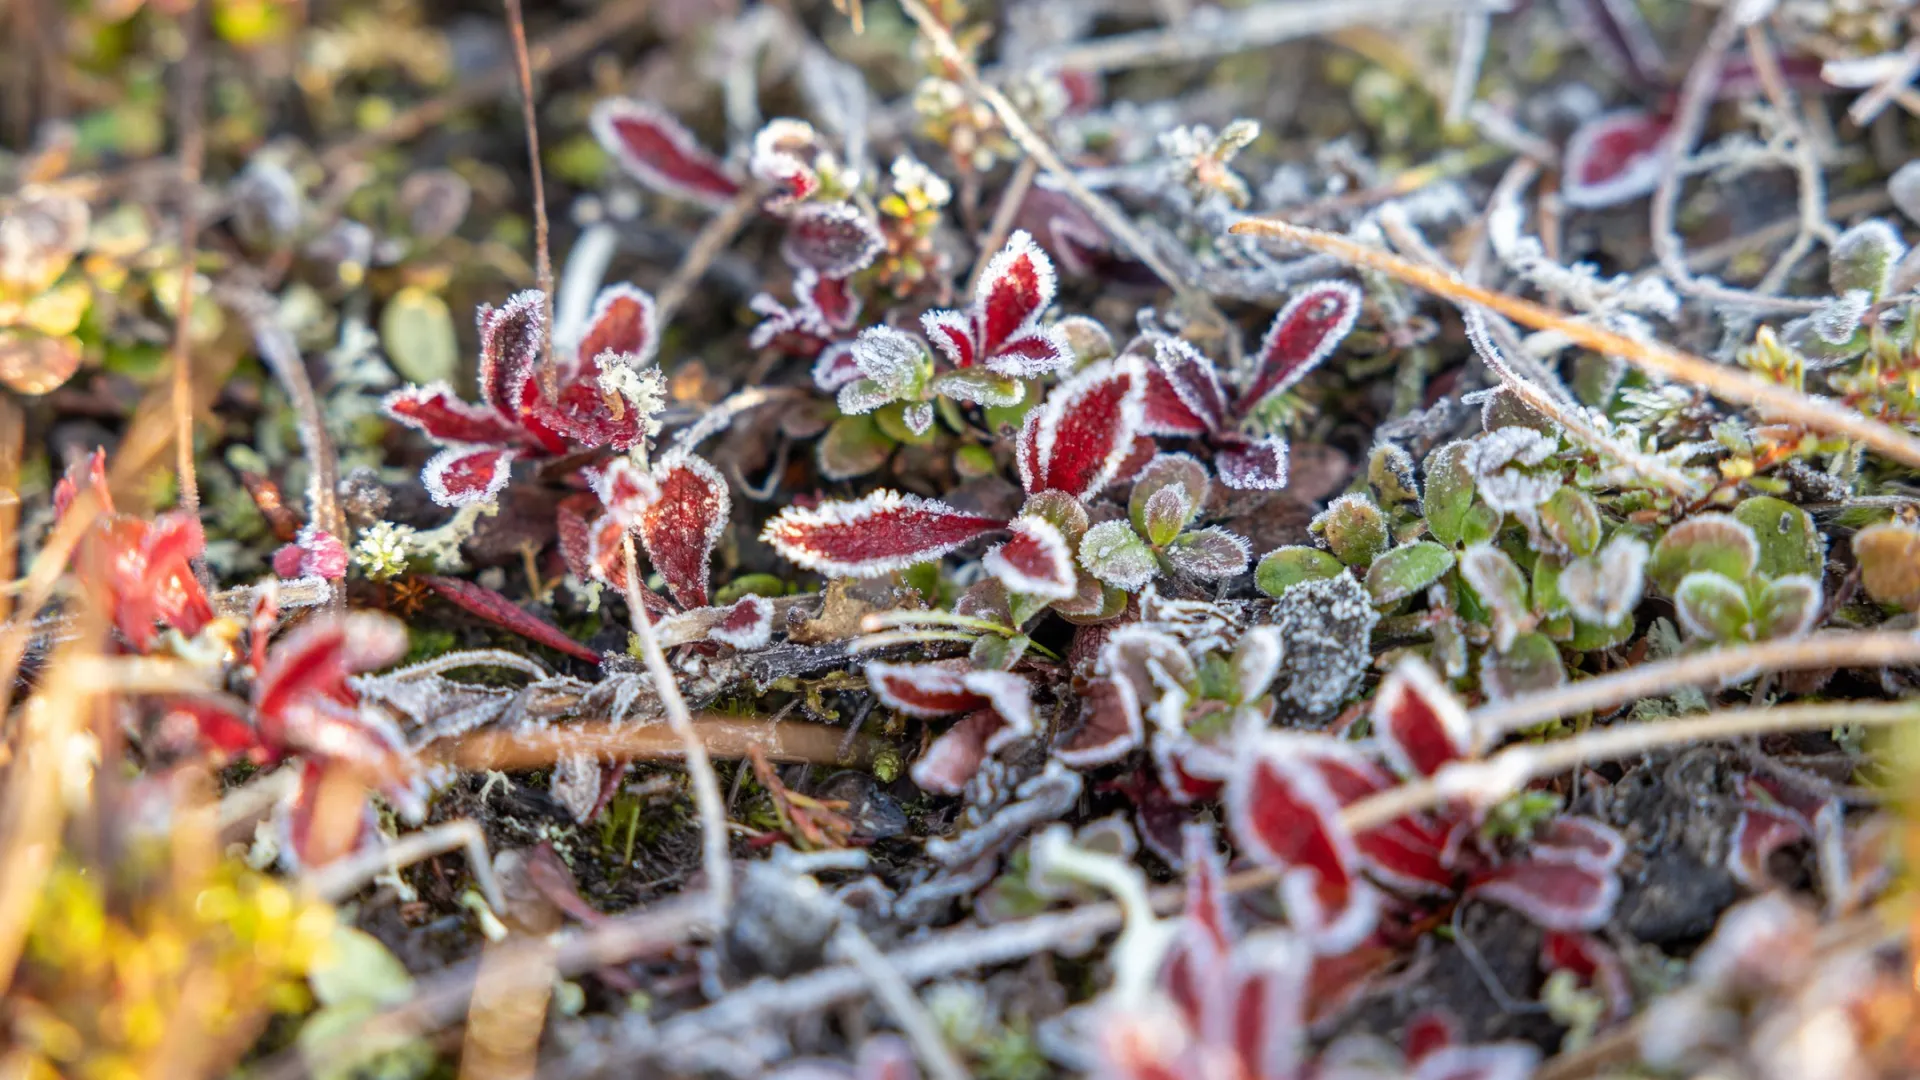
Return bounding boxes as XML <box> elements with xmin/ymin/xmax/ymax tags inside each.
<box><xmin>1022</xmin><ymin>489</ymin><xmax>1091</xmax><ymax>546</ymax></box>
<box><xmin>1422</xmin><ymin>440</ymin><xmax>1476</xmax><ymax>547</ymax></box>
<box><xmin>1754</xmin><ymin>575</ymin><xmax>1822</xmax><ymax>641</ymax></box>
<box><xmin>1129</xmin><ymin>454</ymin><xmax>1209</xmax><ymax>544</ymax></box>
<box><xmin>1459</xmin><ymin>542</ymin><xmax>1531</xmax><ymax>651</ymax></box>
<box><xmin>1368</xmin><ymin>442</ymin><xmax>1419</xmax><ymax>505</ymax></box>
<box><xmin>818</xmin><ymin>414</ymin><xmax>894</xmax><ymax>479</ymax></box>
<box><xmin>1540</xmin><ymin>486</ymin><xmax>1601</xmax><ymax>557</ymax></box>
<box><xmin>1559</xmin><ymin>534</ymin><xmax>1649</xmax><ymax>628</ymax></box>
<box><xmin>1648</xmin><ymin>514</ymin><xmax>1758</xmax><ymax>594</ymax></box>
<box><xmin>1165</xmin><ymin>527</ymin><xmax>1251</xmax><ymax>580</ymax></box>
<box><xmin>1078</xmin><ymin>520</ymin><xmax>1157</xmax><ymax>591</ymax></box>
<box><xmin>930</xmin><ymin>368</ymin><xmax>1024</xmax><ymax>407</ymax></box>
<box><xmin>380</xmin><ymin>287</ymin><xmax>458</xmax><ymax>384</ymax></box>
<box><xmin>1364</xmin><ymin>541</ymin><xmax>1455</xmax><ymax>605</ymax></box>
<box><xmin>1255</xmin><ymin>545</ymin><xmax>1345</xmax><ymax>597</ymax></box>
<box><xmin>1829</xmin><ymin>218</ymin><xmax>1904</xmax><ymax>299</ymax></box>
<box><xmin>1673</xmin><ymin>571</ymin><xmax>1751</xmax><ymax>642</ymax></box>
<box><xmin>1313</xmin><ymin>492</ymin><xmax>1390</xmax><ymax>567</ymax></box>
<box><xmin>1733</xmin><ymin>496</ymin><xmax>1823</xmax><ymax>580</ymax></box>
<box><xmin>1481</xmin><ymin>631</ymin><xmax>1566</xmax><ymax>702</ymax></box>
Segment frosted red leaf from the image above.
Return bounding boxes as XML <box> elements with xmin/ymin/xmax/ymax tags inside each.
<box><xmin>1215</xmin><ymin>436</ymin><xmax>1290</xmax><ymax>491</ymax></box>
<box><xmin>1228</xmin><ymin>735</ymin><xmax>1375</xmax><ymax>951</ymax></box>
<box><xmin>1561</xmin><ymin>109</ymin><xmax>1672</xmax><ymax>210</ymax></box>
<box><xmin>1540</xmin><ymin>930</ymin><xmax>1633</xmax><ymax>1021</ymax></box>
<box><xmin>1727</xmin><ymin>806</ymin><xmax>1809</xmax><ymax>890</ymax></box>
<box><xmin>761</xmin><ymin>490</ymin><xmax>1006</xmax><ymax>577</ymax></box>
<box><xmin>1372</xmin><ymin>656</ymin><xmax>1475</xmax><ymax>778</ymax></box>
<box><xmin>811</xmin><ymin>340</ymin><xmax>863</xmax><ymax>391</ymax></box>
<box><xmin>921</xmin><ymin>230</ymin><xmax>1069</xmax><ymax>378</ymax></box>
<box><xmin>1468</xmin><ymin>848</ymin><xmax>1621</xmax><ymax>931</ymax></box>
<box><xmin>590</xmin><ymin>98</ymin><xmax>742</xmax><ymax>208</ymax></box>
<box><xmin>571</xmin><ymin>282</ymin><xmax>657</xmax><ymax>374</ymax></box>
<box><xmin>708</xmin><ymin>595</ymin><xmax>775</xmax><ymax>650</ymax></box>
<box><xmin>383</xmin><ymin>382</ymin><xmax>527</xmax><ymax>445</ymax></box>
<box><xmin>61</xmin><ymin>454</ymin><xmax>215</xmax><ymax>651</ymax></box>
<box><xmin>782</xmin><ymin>202</ymin><xmax>885</xmax><ymax>279</ymax></box>
<box><xmin>1237</xmin><ymin>280</ymin><xmax>1364</xmax><ymax>417</ymax></box>
<box><xmin>1054</xmin><ymin>675</ymin><xmax>1143</xmax><ymax>766</ymax></box>
<box><xmin>53</xmin><ymin>446</ymin><xmax>111</xmax><ymax>518</ymax></box>
<box><xmin>1403</xmin><ymin>1011</ymin><xmax>1460</xmax><ymax>1064</ymax></box>
<box><xmin>422</xmin><ymin>446</ymin><xmax>518</xmax><ymax>507</ymax></box>
<box><xmin>475</xmin><ymin>290</ymin><xmax>550</xmax><ymax>422</ymax></box>
<box><xmin>254</xmin><ymin>613</ymin><xmax>409</xmax><ymax>753</ymax></box>
<box><xmin>637</xmin><ymin>452</ymin><xmax>730</xmax><ymax>609</ymax></box>
<box><xmin>1141</xmin><ymin>337</ymin><xmax>1227</xmax><ymax>437</ymax></box>
<box><xmin>272</xmin><ymin>526</ymin><xmax>349</xmax><ymax>580</ymax></box>
<box><xmin>556</xmin><ymin>494</ymin><xmax>599</xmax><ymax>583</ymax></box>
<box><xmin>1017</xmin><ymin>356</ymin><xmax>1147</xmax><ymax>499</ymax></box>
<box><xmin>750</xmin><ymin>118</ymin><xmax>822</xmax><ymax>204</ymax></box>
<box><xmin>420</xmin><ymin>575</ymin><xmax>601</xmax><ymax>664</ymax></box>
<box><xmin>982</xmin><ymin>514</ymin><xmax>1077</xmax><ymax>600</ymax></box>
<box><xmin>1533</xmin><ymin>816</ymin><xmax>1627</xmax><ymax>867</ymax></box>
<box><xmin>910</xmin><ymin>709</ymin><xmax>1015</xmax><ymax>795</ymax></box>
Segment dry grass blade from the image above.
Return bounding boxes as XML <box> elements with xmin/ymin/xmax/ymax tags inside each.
<box><xmin>1227</xmin><ymin>217</ymin><xmax>1920</xmax><ymax>470</ymax></box>
<box><xmin>167</xmin><ymin>0</ymin><xmax>208</xmax><ymax>522</ymax></box>
<box><xmin>503</xmin><ymin>0</ymin><xmax>556</xmax><ymax>381</ymax></box>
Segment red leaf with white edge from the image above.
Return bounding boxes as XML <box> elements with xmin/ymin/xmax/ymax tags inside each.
<box><xmin>556</xmin><ymin>495</ymin><xmax>599</xmax><ymax>583</ymax></box>
<box><xmin>707</xmin><ymin>595</ymin><xmax>774</xmax><ymax>650</ymax></box>
<box><xmin>420</xmin><ymin>575</ymin><xmax>601</xmax><ymax>664</ymax></box>
<box><xmin>749</xmin><ymin>118</ymin><xmax>821</xmax><ymax>204</ymax></box>
<box><xmin>1181</xmin><ymin>823</ymin><xmax>1233</xmax><ymax>953</ymax></box>
<box><xmin>1372</xmin><ymin>655</ymin><xmax>1475</xmax><ymax>778</ymax></box>
<box><xmin>1355</xmin><ymin>817</ymin><xmax>1455</xmax><ymax>892</ymax></box>
<box><xmin>761</xmin><ymin>490</ymin><xmax>1006</xmax><ymax>577</ymax></box>
<box><xmin>1534</xmin><ymin>816</ymin><xmax>1627</xmax><ymax>868</ymax></box>
<box><xmin>571</xmin><ymin>283</ymin><xmax>658</xmax><ymax>370</ymax></box>
<box><xmin>1113</xmin><ymin>435</ymin><xmax>1159</xmax><ymax>488</ymax></box>
<box><xmin>638</xmin><ymin>452</ymin><xmax>730</xmax><ymax>609</ymax></box>
<box><xmin>1155</xmin><ymin>737</ymin><xmax>1227</xmax><ymax>805</ymax></box>
<box><xmin>1142</xmin><ymin>337</ymin><xmax>1227</xmax><ymax>436</ymax></box>
<box><xmin>983</xmin><ymin>515</ymin><xmax>1076</xmax><ymax>600</ymax></box>
<box><xmin>1727</xmin><ymin>807</ymin><xmax>1808</xmax><ymax>890</ymax></box>
<box><xmin>1055</xmin><ymin>674</ymin><xmax>1142</xmax><ymax>766</ymax></box>
<box><xmin>1222</xmin><ymin>936</ymin><xmax>1312</xmax><ymax>1080</ymax></box>
<box><xmin>476</xmin><ymin>291</ymin><xmax>548</xmax><ymax>421</ymax></box>
<box><xmin>1742</xmin><ymin>770</ymin><xmax>1834</xmax><ymax>824</ymax></box>
<box><xmin>591</xmin><ymin>456</ymin><xmax>662</xmax><ymax>529</ymax></box>
<box><xmin>283</xmin><ymin>759</ymin><xmax>371</xmax><ymax>871</ymax></box>
<box><xmin>1228</xmin><ymin>735</ymin><xmax>1372</xmax><ymax>947</ymax></box>
<box><xmin>383</xmin><ymin>383</ymin><xmax>523</xmax><ymax>445</ymax></box>
<box><xmin>168</xmin><ymin>700</ymin><xmax>262</xmax><ymax>760</ymax></box>
<box><xmin>811</xmin><ymin>340</ymin><xmax>862</xmax><ymax>392</ymax></box>
<box><xmin>1410</xmin><ymin>1044</ymin><xmax>1541</xmax><ymax>1080</ymax></box>
<box><xmin>423</xmin><ymin>446</ymin><xmax>517</xmax><ymax>507</ymax></box>
<box><xmin>866</xmin><ymin>660</ymin><xmax>1031</xmax><ymax>726</ymax></box>
<box><xmin>1215</xmin><ymin>436</ymin><xmax>1290</xmax><ymax>491</ymax></box>
<box><xmin>1468</xmin><ymin>848</ymin><xmax>1620</xmax><ymax>930</ymax></box>
<box><xmin>1541</xmin><ymin>930</ymin><xmax>1633</xmax><ymax>1020</ymax></box>
<box><xmin>590</xmin><ymin>98</ymin><xmax>741</xmax><ymax>208</ymax></box>
<box><xmin>920</xmin><ymin>308</ymin><xmax>978</xmax><ymax>371</ymax></box>
<box><xmin>1021</xmin><ymin>356</ymin><xmax>1147</xmax><ymax>499</ymax></box>
<box><xmin>910</xmin><ymin>709</ymin><xmax>1010</xmax><ymax>795</ymax></box>
<box><xmin>55</xmin><ymin>447</ymin><xmax>112</xmax><ymax>519</ymax></box>
<box><xmin>1403</xmin><ymin>1011</ymin><xmax>1460</xmax><ymax>1064</ymax></box>
<box><xmin>975</xmin><ymin>229</ymin><xmax>1058</xmax><ymax>361</ymax></box>
<box><xmin>1561</xmin><ymin>109</ymin><xmax>1671</xmax><ymax>210</ymax></box>
<box><xmin>1306</xmin><ymin>748</ymin><xmax>1396</xmax><ymax>805</ymax></box>
<box><xmin>782</xmin><ymin>202</ymin><xmax>884</xmax><ymax>280</ymax></box>
<box><xmin>809</xmin><ymin>272</ymin><xmax>859</xmax><ymax>332</ymax></box>
<box><xmin>1237</xmin><ymin>280</ymin><xmax>1363</xmax><ymax>417</ymax></box>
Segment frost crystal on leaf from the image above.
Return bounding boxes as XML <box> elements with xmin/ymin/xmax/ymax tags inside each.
<box><xmin>983</xmin><ymin>515</ymin><xmax>1077</xmax><ymax>599</ymax></box>
<box><xmin>708</xmin><ymin>595</ymin><xmax>775</xmax><ymax>650</ymax></box>
<box><xmin>762</xmin><ymin>490</ymin><xmax>1006</xmax><ymax>577</ymax></box>
<box><xmin>1266</xmin><ymin>574</ymin><xmax>1379</xmax><ymax>716</ymax></box>
<box><xmin>921</xmin><ymin>229</ymin><xmax>1070</xmax><ymax>378</ymax></box>
<box><xmin>782</xmin><ymin>202</ymin><xmax>885</xmax><ymax>280</ymax></box>
<box><xmin>1079</xmin><ymin>519</ymin><xmax>1158</xmax><ymax>592</ymax></box>
<box><xmin>1017</xmin><ymin>355</ymin><xmax>1147</xmax><ymax>499</ymax></box>
<box><xmin>636</xmin><ymin>452</ymin><xmax>731</xmax><ymax>609</ymax></box>
<box><xmin>1238</xmin><ymin>279</ymin><xmax>1364</xmax><ymax>416</ymax></box>
<box><xmin>1468</xmin><ymin>426</ymin><xmax>1561</xmax><ymax>514</ymax></box>
<box><xmin>1372</xmin><ymin>656</ymin><xmax>1475</xmax><ymax>778</ymax></box>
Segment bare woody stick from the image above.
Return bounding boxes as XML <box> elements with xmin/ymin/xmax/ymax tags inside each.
<box><xmin>1228</xmin><ymin>216</ymin><xmax>1920</xmax><ymax>471</ymax></box>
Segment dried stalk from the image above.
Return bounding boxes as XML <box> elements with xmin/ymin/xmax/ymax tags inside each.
<box><xmin>965</xmin><ymin>156</ymin><xmax>1038</xmax><ymax>299</ymax></box>
<box><xmin>235</xmin><ymin>293</ymin><xmax>346</xmax><ymax>573</ymax></box>
<box><xmin>504</xmin><ymin>0</ymin><xmax>557</xmax><ymax>382</ymax></box>
<box><xmin>1226</xmin><ymin>217</ymin><xmax>1920</xmax><ymax>471</ymax></box>
<box><xmin>832</xmin><ymin>921</ymin><xmax>973</xmax><ymax>1080</ymax></box>
<box><xmin>307</xmin><ymin>818</ymin><xmax>508</xmax><ymax>917</ymax></box>
<box><xmin>0</xmin><ymin>395</ymin><xmax>20</xmax><ymax>627</ymax></box>
<box><xmin>622</xmin><ymin>536</ymin><xmax>732</xmax><ymax>916</ymax></box>
<box><xmin>437</xmin><ymin>714</ymin><xmax>872</xmax><ymax>771</ymax></box>
<box><xmin>654</xmin><ymin>185</ymin><xmax>763</xmax><ymax>329</ymax></box>
<box><xmin>0</xmin><ymin>488</ymin><xmax>102</xmax><ymax>723</ymax></box>
<box><xmin>1469</xmin><ymin>630</ymin><xmax>1920</xmax><ymax>743</ymax></box>
<box><xmin>167</xmin><ymin>0</ymin><xmax>208</xmax><ymax>521</ymax></box>
<box><xmin>1344</xmin><ymin>700</ymin><xmax>1920</xmax><ymax>834</ymax></box>
<box><xmin>898</xmin><ymin>0</ymin><xmax>1211</xmax><ymax>318</ymax></box>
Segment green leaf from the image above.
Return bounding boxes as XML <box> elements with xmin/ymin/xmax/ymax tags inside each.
<box><xmin>874</xmin><ymin>401</ymin><xmax>940</xmax><ymax>444</ymax></box>
<box><xmin>1733</xmin><ymin>496</ymin><xmax>1823</xmax><ymax>580</ymax></box>
<box><xmin>817</xmin><ymin>414</ymin><xmax>894</xmax><ymax>479</ymax></box>
<box><xmin>1021</xmin><ymin>489</ymin><xmax>1091</xmax><ymax>547</ymax></box>
<box><xmin>1139</xmin><ymin>486</ymin><xmax>1194</xmax><ymax>547</ymax></box>
<box><xmin>311</xmin><ymin>926</ymin><xmax>415</xmax><ymax>1009</ymax></box>
<box><xmin>1364</xmin><ymin>541</ymin><xmax>1456</xmax><ymax>606</ymax></box>
<box><xmin>1673</xmin><ymin>571</ymin><xmax>1752</xmax><ymax>643</ymax></box>
<box><xmin>1368</xmin><ymin>442</ymin><xmax>1419</xmax><ymax>505</ymax></box>
<box><xmin>1829</xmin><ymin>218</ymin><xmax>1904</xmax><ymax>299</ymax></box>
<box><xmin>380</xmin><ymin>287</ymin><xmax>459</xmax><ymax>385</ymax></box>
<box><xmin>1539</xmin><ymin>486</ymin><xmax>1602</xmax><ymax>556</ymax></box>
<box><xmin>1648</xmin><ymin>513</ymin><xmax>1759</xmax><ymax>594</ymax></box>
<box><xmin>1313</xmin><ymin>492</ymin><xmax>1390</xmax><ymax>568</ymax></box>
<box><xmin>1421</xmin><ymin>440</ymin><xmax>1476</xmax><ymax>546</ymax></box>
<box><xmin>1459</xmin><ymin>542</ymin><xmax>1531</xmax><ymax>651</ymax></box>
<box><xmin>1165</xmin><ymin>527</ymin><xmax>1251</xmax><ymax>580</ymax></box>
<box><xmin>1255</xmin><ymin>545</ymin><xmax>1346</xmax><ymax>598</ymax></box>
<box><xmin>929</xmin><ymin>368</ymin><xmax>1024</xmax><ymax>407</ymax></box>
<box><xmin>1129</xmin><ymin>454</ymin><xmax>1209</xmax><ymax>543</ymax></box>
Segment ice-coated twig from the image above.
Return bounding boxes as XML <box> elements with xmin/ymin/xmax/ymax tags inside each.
<box><xmin>1227</xmin><ymin>216</ymin><xmax>1920</xmax><ymax>471</ymax></box>
<box><xmin>622</xmin><ymin>536</ymin><xmax>733</xmax><ymax>916</ymax></box>
<box><xmin>832</xmin><ymin>919</ymin><xmax>973</xmax><ymax>1080</ymax></box>
<box><xmin>1443</xmin><ymin>10</ymin><xmax>1491</xmax><ymax>126</ymax></box>
<box><xmin>236</xmin><ymin>291</ymin><xmax>346</xmax><ymax>590</ymax></box>
<box><xmin>376</xmin><ymin>648</ymin><xmax>551</xmax><ymax>683</ymax></box>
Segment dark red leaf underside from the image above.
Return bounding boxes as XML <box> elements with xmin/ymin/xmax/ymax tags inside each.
<box><xmin>1238</xmin><ymin>280</ymin><xmax>1363</xmax><ymax>416</ymax></box>
<box><xmin>638</xmin><ymin>454</ymin><xmax>730</xmax><ymax>609</ymax></box>
<box><xmin>591</xmin><ymin>99</ymin><xmax>741</xmax><ymax>207</ymax></box>
<box><xmin>421</xmin><ymin>575</ymin><xmax>601</xmax><ymax>663</ymax></box>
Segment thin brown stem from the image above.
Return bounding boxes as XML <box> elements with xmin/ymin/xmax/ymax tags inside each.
<box><xmin>167</xmin><ymin>0</ymin><xmax>208</xmax><ymax>521</ymax></box>
<box><xmin>504</xmin><ymin>0</ymin><xmax>556</xmax><ymax>379</ymax></box>
<box><xmin>1227</xmin><ymin>217</ymin><xmax>1920</xmax><ymax>471</ymax></box>
<box><xmin>436</xmin><ymin>713</ymin><xmax>872</xmax><ymax>771</ymax></box>
<box><xmin>965</xmin><ymin>156</ymin><xmax>1038</xmax><ymax>298</ymax></box>
<box><xmin>653</xmin><ymin>185</ymin><xmax>762</xmax><ymax>329</ymax></box>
